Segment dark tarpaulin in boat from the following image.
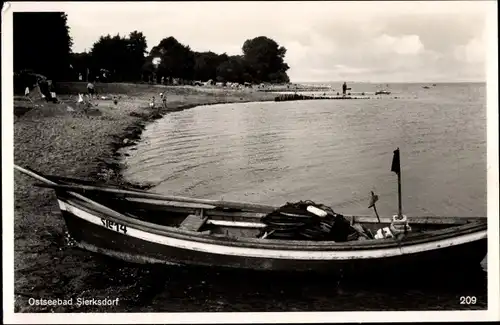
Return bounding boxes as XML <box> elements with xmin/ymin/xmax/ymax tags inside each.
<box><xmin>260</xmin><ymin>200</ymin><xmax>368</xmax><ymax>241</ymax></box>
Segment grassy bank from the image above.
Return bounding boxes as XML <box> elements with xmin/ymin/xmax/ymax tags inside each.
<box><xmin>13</xmin><ymin>82</ymin><xmax>275</xmax><ymax>312</ymax></box>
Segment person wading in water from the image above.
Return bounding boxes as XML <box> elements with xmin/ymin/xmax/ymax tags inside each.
<box><xmin>342</xmin><ymin>82</ymin><xmax>347</xmax><ymax>96</ymax></box>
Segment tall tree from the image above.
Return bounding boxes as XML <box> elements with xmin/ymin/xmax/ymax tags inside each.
<box><xmin>127</xmin><ymin>31</ymin><xmax>148</xmax><ymax>81</ymax></box>
<box><xmin>152</xmin><ymin>37</ymin><xmax>195</xmax><ymax>82</ymax></box>
<box><xmin>242</xmin><ymin>36</ymin><xmax>289</xmax><ymax>83</ymax></box>
<box><xmin>216</xmin><ymin>55</ymin><xmax>245</xmax><ymax>83</ymax></box>
<box><xmin>90</xmin><ymin>33</ymin><xmax>134</xmax><ymax>82</ymax></box>
<box><xmin>193</xmin><ymin>51</ymin><xmax>227</xmax><ymax>81</ymax></box>
<box><xmin>88</xmin><ymin>31</ymin><xmax>148</xmax><ymax>82</ymax></box>
<box><xmin>13</xmin><ymin>12</ymin><xmax>73</xmax><ymax>81</ymax></box>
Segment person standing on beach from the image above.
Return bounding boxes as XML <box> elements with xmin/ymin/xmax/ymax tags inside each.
<box><xmin>342</xmin><ymin>82</ymin><xmax>347</xmax><ymax>96</ymax></box>
<box><xmin>39</xmin><ymin>79</ymin><xmax>52</xmax><ymax>102</ymax></box>
<box><xmin>160</xmin><ymin>92</ymin><xmax>167</xmax><ymax>109</ymax></box>
<box><xmin>87</xmin><ymin>81</ymin><xmax>95</xmax><ymax>99</ymax></box>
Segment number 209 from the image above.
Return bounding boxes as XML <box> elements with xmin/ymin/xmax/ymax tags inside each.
<box><xmin>460</xmin><ymin>296</ymin><xmax>477</xmax><ymax>304</ymax></box>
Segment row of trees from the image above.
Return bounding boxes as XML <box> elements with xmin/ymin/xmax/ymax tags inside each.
<box><xmin>13</xmin><ymin>12</ymin><xmax>290</xmax><ymax>86</ymax></box>
<box><xmin>80</xmin><ymin>34</ymin><xmax>290</xmax><ymax>84</ymax></box>
<box><xmin>71</xmin><ymin>31</ymin><xmax>148</xmax><ymax>82</ymax></box>
<box><xmin>142</xmin><ymin>36</ymin><xmax>290</xmax><ymax>84</ymax></box>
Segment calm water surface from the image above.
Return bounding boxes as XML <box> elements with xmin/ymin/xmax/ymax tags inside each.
<box><xmin>124</xmin><ymin>83</ymin><xmax>487</xmax><ymax>218</ymax></box>
<box><xmin>118</xmin><ymin>82</ymin><xmax>488</xmax><ymax>311</ymax></box>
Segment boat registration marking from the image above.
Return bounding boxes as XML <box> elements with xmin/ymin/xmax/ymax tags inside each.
<box><xmin>101</xmin><ymin>218</ymin><xmax>128</xmax><ymax>234</ymax></box>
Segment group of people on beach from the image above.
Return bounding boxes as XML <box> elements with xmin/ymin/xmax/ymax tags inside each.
<box><xmin>149</xmin><ymin>92</ymin><xmax>167</xmax><ymax>109</ymax></box>
<box><xmin>85</xmin><ymin>81</ymin><xmax>168</xmax><ymax>109</ymax></box>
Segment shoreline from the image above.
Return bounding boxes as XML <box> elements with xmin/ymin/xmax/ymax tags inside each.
<box><xmin>13</xmin><ymin>83</ymin><xmax>275</xmax><ymax>312</ymax></box>
<box><xmin>107</xmin><ymin>99</ymin><xmax>278</xmax><ymax>190</ymax></box>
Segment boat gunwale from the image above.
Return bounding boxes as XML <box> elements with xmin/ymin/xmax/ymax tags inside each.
<box><xmin>47</xmin><ymin>179</ymin><xmax>486</xmax><ymax>225</ymax></box>
<box><xmin>121</xmin><ymin>197</ymin><xmax>484</xmax><ymax>225</ymax></box>
<box><xmin>59</xmin><ymin>192</ymin><xmax>487</xmax><ymax>252</ymax></box>
<box><xmin>43</xmin><ymin>172</ymin><xmax>486</xmax><ymax>224</ymax></box>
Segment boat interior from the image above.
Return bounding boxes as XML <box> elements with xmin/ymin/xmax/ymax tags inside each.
<box><xmin>41</xmin><ymin>173</ymin><xmax>485</xmax><ymax>243</ymax></box>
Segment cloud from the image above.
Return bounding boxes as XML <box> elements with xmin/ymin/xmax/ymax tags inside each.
<box><xmin>454</xmin><ymin>34</ymin><xmax>486</xmax><ymax>64</ymax></box>
<box><xmin>372</xmin><ymin>34</ymin><xmax>424</xmax><ymax>56</ymax></box>
<box><xmin>283</xmin><ymin>10</ymin><xmax>489</xmax><ymax>82</ymax></box>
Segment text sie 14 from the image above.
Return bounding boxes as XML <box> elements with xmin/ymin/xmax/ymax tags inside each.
<box><xmin>101</xmin><ymin>218</ymin><xmax>127</xmax><ymax>234</ymax></box>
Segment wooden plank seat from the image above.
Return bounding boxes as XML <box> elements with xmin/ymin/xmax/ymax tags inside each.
<box><xmin>179</xmin><ymin>214</ymin><xmax>208</xmax><ymax>232</ymax></box>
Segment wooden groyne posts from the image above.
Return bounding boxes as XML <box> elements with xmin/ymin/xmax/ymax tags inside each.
<box><xmin>274</xmin><ymin>93</ymin><xmax>371</xmax><ymax>102</ymax></box>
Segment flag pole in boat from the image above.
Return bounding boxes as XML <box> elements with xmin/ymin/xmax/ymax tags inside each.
<box><xmin>391</xmin><ymin>147</ymin><xmax>403</xmax><ymax>218</ymax></box>
<box><xmin>368</xmin><ymin>191</ymin><xmax>381</xmax><ymax>223</ymax></box>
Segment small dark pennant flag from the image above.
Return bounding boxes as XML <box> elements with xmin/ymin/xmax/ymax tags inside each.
<box><xmin>391</xmin><ymin>148</ymin><xmax>400</xmax><ymax>175</ymax></box>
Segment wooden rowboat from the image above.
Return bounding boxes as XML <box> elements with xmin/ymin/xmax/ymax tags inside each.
<box><xmin>14</xmin><ymin>165</ymin><xmax>487</xmax><ymax>274</ymax></box>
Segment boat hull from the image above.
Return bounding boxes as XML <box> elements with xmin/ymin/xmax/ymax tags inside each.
<box><xmin>59</xmin><ymin>200</ymin><xmax>488</xmax><ymax>274</ymax></box>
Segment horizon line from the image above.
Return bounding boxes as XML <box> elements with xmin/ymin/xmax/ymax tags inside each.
<box><xmin>290</xmin><ymin>80</ymin><xmax>487</xmax><ymax>84</ymax></box>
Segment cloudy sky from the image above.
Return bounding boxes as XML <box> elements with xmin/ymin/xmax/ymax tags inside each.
<box><xmin>13</xmin><ymin>1</ymin><xmax>493</xmax><ymax>82</ymax></box>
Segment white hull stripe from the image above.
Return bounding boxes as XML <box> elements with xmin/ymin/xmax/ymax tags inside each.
<box><xmin>58</xmin><ymin>200</ymin><xmax>487</xmax><ymax>261</ymax></box>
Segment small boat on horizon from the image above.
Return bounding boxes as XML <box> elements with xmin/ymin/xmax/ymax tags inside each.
<box><xmin>13</xmin><ymin>149</ymin><xmax>487</xmax><ymax>274</ymax></box>
<box><xmin>375</xmin><ymin>84</ymin><xmax>391</xmax><ymax>95</ymax></box>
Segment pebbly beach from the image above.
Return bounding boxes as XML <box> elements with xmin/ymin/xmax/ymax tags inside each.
<box><xmin>13</xmin><ymin>82</ymin><xmax>276</xmax><ymax>312</ymax></box>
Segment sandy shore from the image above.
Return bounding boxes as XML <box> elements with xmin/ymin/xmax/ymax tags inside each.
<box><xmin>13</xmin><ymin>82</ymin><xmax>275</xmax><ymax>312</ymax></box>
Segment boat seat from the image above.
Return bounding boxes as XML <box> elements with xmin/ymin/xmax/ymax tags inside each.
<box><xmin>179</xmin><ymin>214</ymin><xmax>208</xmax><ymax>232</ymax></box>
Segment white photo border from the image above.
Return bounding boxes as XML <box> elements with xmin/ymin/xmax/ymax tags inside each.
<box><xmin>2</xmin><ymin>1</ymin><xmax>499</xmax><ymax>323</ymax></box>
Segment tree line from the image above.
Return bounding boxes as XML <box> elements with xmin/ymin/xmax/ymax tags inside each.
<box><xmin>13</xmin><ymin>12</ymin><xmax>290</xmax><ymax>88</ymax></box>
<box><xmin>76</xmin><ymin>34</ymin><xmax>290</xmax><ymax>85</ymax></box>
